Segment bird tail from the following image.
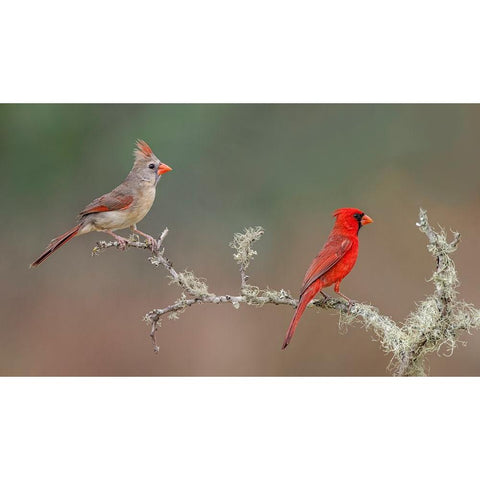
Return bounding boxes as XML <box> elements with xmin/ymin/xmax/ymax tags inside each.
<box><xmin>282</xmin><ymin>283</ymin><xmax>319</xmax><ymax>349</ymax></box>
<box><xmin>30</xmin><ymin>224</ymin><xmax>82</xmax><ymax>268</ymax></box>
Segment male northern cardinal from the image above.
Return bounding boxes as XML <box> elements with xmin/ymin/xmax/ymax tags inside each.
<box><xmin>281</xmin><ymin>207</ymin><xmax>373</xmax><ymax>349</ymax></box>
<box><xmin>30</xmin><ymin>140</ymin><xmax>172</xmax><ymax>268</ymax></box>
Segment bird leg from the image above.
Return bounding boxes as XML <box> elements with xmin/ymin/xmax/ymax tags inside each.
<box><xmin>104</xmin><ymin>230</ymin><xmax>129</xmax><ymax>250</ymax></box>
<box><xmin>131</xmin><ymin>225</ymin><xmax>157</xmax><ymax>249</ymax></box>
<box><xmin>334</xmin><ymin>282</ymin><xmax>354</xmax><ymax>311</ymax></box>
<box><xmin>319</xmin><ymin>290</ymin><xmax>331</xmax><ymax>302</ymax></box>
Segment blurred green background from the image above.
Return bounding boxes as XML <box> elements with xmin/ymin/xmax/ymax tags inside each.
<box><xmin>1</xmin><ymin>104</ymin><xmax>479</xmax><ymax>375</ymax></box>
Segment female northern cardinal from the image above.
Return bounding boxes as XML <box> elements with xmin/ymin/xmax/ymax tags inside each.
<box><xmin>30</xmin><ymin>140</ymin><xmax>172</xmax><ymax>268</ymax></box>
<box><xmin>282</xmin><ymin>207</ymin><xmax>373</xmax><ymax>349</ymax></box>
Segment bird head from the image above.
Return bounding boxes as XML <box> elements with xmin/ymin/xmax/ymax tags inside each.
<box><xmin>332</xmin><ymin>208</ymin><xmax>373</xmax><ymax>234</ymax></box>
<box><xmin>133</xmin><ymin>139</ymin><xmax>172</xmax><ymax>185</ymax></box>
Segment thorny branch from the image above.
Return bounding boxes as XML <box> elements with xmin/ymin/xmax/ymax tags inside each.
<box><xmin>92</xmin><ymin>210</ymin><xmax>480</xmax><ymax>375</ymax></box>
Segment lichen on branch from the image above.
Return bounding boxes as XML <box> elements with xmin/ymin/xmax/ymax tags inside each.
<box><xmin>92</xmin><ymin>209</ymin><xmax>480</xmax><ymax>375</ymax></box>
<box><xmin>394</xmin><ymin>209</ymin><xmax>480</xmax><ymax>375</ymax></box>
<box><xmin>229</xmin><ymin>226</ymin><xmax>264</xmax><ymax>291</ymax></box>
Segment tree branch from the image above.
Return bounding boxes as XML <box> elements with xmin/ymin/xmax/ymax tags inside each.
<box><xmin>395</xmin><ymin>209</ymin><xmax>478</xmax><ymax>375</ymax></box>
<box><xmin>92</xmin><ymin>210</ymin><xmax>480</xmax><ymax>375</ymax></box>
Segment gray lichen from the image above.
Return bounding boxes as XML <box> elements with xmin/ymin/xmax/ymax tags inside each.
<box><xmin>171</xmin><ymin>271</ymin><xmax>210</xmax><ymax>297</ymax></box>
<box><xmin>229</xmin><ymin>226</ymin><xmax>264</xmax><ymax>269</ymax></box>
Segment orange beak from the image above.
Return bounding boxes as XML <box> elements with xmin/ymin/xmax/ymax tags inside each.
<box><xmin>157</xmin><ymin>163</ymin><xmax>173</xmax><ymax>175</ymax></box>
<box><xmin>361</xmin><ymin>214</ymin><xmax>373</xmax><ymax>225</ymax></box>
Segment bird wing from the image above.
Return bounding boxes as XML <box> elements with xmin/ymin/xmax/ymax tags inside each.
<box><xmin>79</xmin><ymin>191</ymin><xmax>134</xmax><ymax>215</ymax></box>
<box><xmin>299</xmin><ymin>236</ymin><xmax>353</xmax><ymax>297</ymax></box>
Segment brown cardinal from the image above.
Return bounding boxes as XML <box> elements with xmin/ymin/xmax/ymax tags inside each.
<box><xmin>30</xmin><ymin>140</ymin><xmax>172</xmax><ymax>268</ymax></box>
<box><xmin>282</xmin><ymin>207</ymin><xmax>373</xmax><ymax>349</ymax></box>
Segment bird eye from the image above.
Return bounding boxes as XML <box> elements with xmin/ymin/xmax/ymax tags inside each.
<box><xmin>353</xmin><ymin>213</ymin><xmax>363</xmax><ymax>220</ymax></box>
<box><xmin>148</xmin><ymin>163</ymin><xmax>155</xmax><ymax>169</ymax></box>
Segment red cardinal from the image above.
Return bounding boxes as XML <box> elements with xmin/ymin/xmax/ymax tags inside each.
<box><xmin>282</xmin><ymin>207</ymin><xmax>373</xmax><ymax>349</ymax></box>
<box><xmin>30</xmin><ymin>140</ymin><xmax>172</xmax><ymax>268</ymax></box>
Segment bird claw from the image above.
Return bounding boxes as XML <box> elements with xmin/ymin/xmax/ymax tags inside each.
<box><xmin>131</xmin><ymin>229</ymin><xmax>157</xmax><ymax>250</ymax></box>
<box><xmin>144</xmin><ymin>235</ymin><xmax>158</xmax><ymax>250</ymax></box>
<box><xmin>346</xmin><ymin>300</ymin><xmax>355</xmax><ymax>313</ymax></box>
<box><xmin>117</xmin><ymin>239</ymin><xmax>128</xmax><ymax>251</ymax></box>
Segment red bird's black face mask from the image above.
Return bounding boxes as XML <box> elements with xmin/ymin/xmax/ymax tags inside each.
<box><xmin>353</xmin><ymin>211</ymin><xmax>373</xmax><ymax>231</ymax></box>
<box><xmin>333</xmin><ymin>208</ymin><xmax>373</xmax><ymax>234</ymax></box>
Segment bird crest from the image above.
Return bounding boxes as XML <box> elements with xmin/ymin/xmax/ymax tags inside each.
<box><xmin>135</xmin><ymin>139</ymin><xmax>153</xmax><ymax>159</ymax></box>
